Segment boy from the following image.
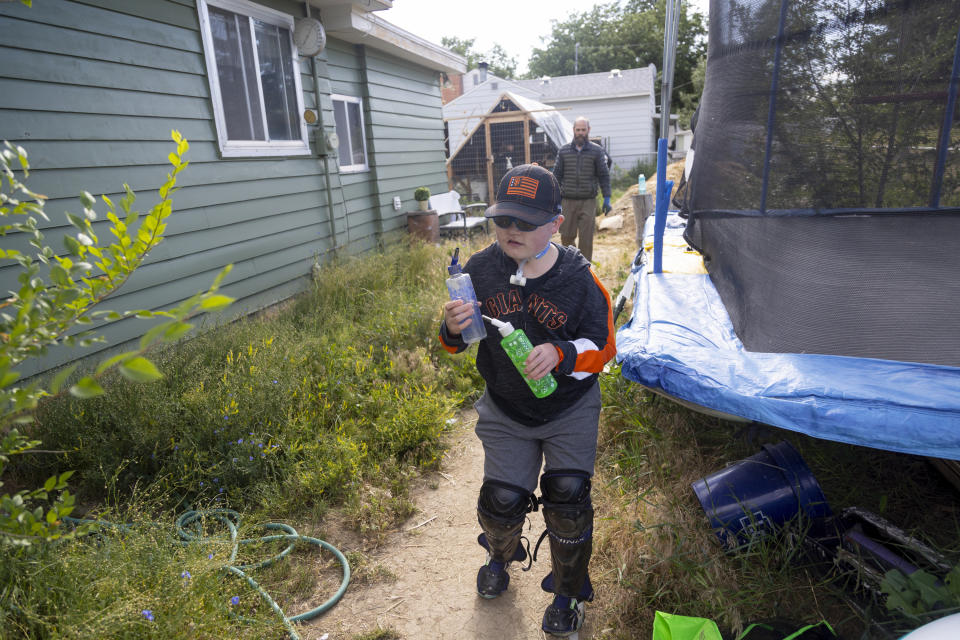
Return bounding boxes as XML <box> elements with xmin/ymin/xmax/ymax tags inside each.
<box><xmin>439</xmin><ymin>164</ymin><xmax>617</xmax><ymax>636</ymax></box>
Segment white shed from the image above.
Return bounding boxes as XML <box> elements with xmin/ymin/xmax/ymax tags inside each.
<box><xmin>443</xmin><ymin>88</ymin><xmax>572</xmax><ymax>201</ymax></box>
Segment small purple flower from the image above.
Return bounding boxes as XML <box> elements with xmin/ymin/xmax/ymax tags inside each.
<box><xmin>219</xmin><ymin>487</ymin><xmax>224</xmax><ymax>493</ymax></box>
<box><xmin>237</xmin><ymin>438</ymin><xmax>243</xmax><ymax>444</ymax></box>
<box><xmin>248</xmin><ymin>456</ymin><xmax>253</xmax><ymax>461</ymax></box>
<box><xmin>141</xmin><ymin>610</ymin><xmax>154</xmax><ymax>621</ymax></box>
<box><xmin>199</xmin><ymin>481</ymin><xmax>204</xmax><ymax>487</ymax></box>
<box><xmin>208</xmin><ymin>553</ymin><xmax>214</xmax><ymax>560</ymax></box>
<box><xmin>180</xmin><ymin>570</ymin><xmax>191</xmax><ymax>579</ymax></box>
<box><xmin>232</xmin><ymin>457</ymin><xmax>238</xmax><ymax>463</ymax></box>
<box><xmin>272</xmin><ymin>379</ymin><xmax>278</xmax><ymax>384</ymax></box>
<box><xmin>257</xmin><ymin>443</ymin><xmax>263</xmax><ymax>448</ymax></box>
<box><xmin>224</xmin><ymin>415</ymin><xmax>229</xmax><ymax>420</ymax></box>
<box><xmin>213</xmin><ymin>478</ymin><xmax>219</xmax><ymax>483</ymax></box>
<box><xmin>230</xmin><ymin>596</ymin><xmax>240</xmax><ymax>606</ymax></box>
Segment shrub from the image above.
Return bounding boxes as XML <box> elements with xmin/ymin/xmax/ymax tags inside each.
<box><xmin>0</xmin><ymin>132</ymin><xmax>231</xmax><ymax>546</ymax></box>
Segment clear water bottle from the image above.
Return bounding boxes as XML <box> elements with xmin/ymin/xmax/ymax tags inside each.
<box><xmin>446</xmin><ymin>248</ymin><xmax>487</xmax><ymax>344</ymax></box>
<box><xmin>638</xmin><ymin>173</ymin><xmax>646</xmax><ymax>193</ymax></box>
<box><xmin>485</xmin><ymin>316</ymin><xmax>557</xmax><ymax>398</ymax></box>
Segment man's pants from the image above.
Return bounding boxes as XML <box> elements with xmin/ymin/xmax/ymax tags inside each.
<box><xmin>559</xmin><ymin>197</ymin><xmax>597</xmax><ymax>262</ymax></box>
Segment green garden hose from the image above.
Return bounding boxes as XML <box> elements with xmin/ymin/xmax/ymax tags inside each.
<box><xmin>66</xmin><ymin>509</ymin><xmax>350</xmax><ymax>640</ymax></box>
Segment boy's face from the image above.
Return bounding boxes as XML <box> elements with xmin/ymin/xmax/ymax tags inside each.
<box><xmin>494</xmin><ymin>215</ymin><xmax>564</xmax><ymax>262</ymax></box>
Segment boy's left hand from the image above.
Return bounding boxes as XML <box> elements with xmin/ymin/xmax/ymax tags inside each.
<box><xmin>524</xmin><ymin>344</ymin><xmax>559</xmax><ymax>381</ymax></box>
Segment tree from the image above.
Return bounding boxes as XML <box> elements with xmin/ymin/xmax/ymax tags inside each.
<box><xmin>0</xmin><ymin>132</ymin><xmax>233</xmax><ymax>546</ymax></box>
<box><xmin>526</xmin><ymin>0</ymin><xmax>707</xmax><ymax>126</ymax></box>
<box><xmin>441</xmin><ymin>36</ymin><xmax>518</xmax><ymax>79</ymax></box>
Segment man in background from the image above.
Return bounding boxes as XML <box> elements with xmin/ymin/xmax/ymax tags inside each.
<box><xmin>552</xmin><ymin>117</ymin><xmax>611</xmax><ymax>263</ymax></box>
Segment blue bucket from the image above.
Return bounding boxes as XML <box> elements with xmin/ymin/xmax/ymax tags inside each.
<box><xmin>691</xmin><ymin>441</ymin><xmax>833</xmax><ymax>549</ymax></box>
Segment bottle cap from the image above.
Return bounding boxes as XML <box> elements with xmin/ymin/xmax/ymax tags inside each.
<box><xmin>482</xmin><ymin>314</ymin><xmax>514</xmax><ymax>337</ymax></box>
<box><xmin>448</xmin><ymin>247</ymin><xmax>462</xmax><ymax>275</ymax></box>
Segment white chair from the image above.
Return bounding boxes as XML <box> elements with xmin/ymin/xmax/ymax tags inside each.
<box><xmin>429</xmin><ymin>190</ymin><xmax>488</xmax><ymax>238</ymax></box>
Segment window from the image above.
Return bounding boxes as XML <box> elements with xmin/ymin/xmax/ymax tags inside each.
<box><xmin>331</xmin><ymin>94</ymin><xmax>368</xmax><ymax>172</ymax></box>
<box><xmin>197</xmin><ymin>0</ymin><xmax>309</xmax><ymax>157</ymax></box>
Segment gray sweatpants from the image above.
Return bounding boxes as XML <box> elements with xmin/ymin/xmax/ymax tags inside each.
<box><xmin>474</xmin><ymin>384</ymin><xmax>601</xmax><ymax>493</ymax></box>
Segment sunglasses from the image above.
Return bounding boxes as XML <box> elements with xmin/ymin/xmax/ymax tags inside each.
<box><xmin>492</xmin><ymin>215</ymin><xmax>557</xmax><ymax>232</ymax></box>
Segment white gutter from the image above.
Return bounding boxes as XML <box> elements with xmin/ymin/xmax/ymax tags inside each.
<box><xmin>320</xmin><ymin>5</ymin><xmax>466</xmax><ymax>75</ymax></box>
<box><xmin>547</xmin><ymin>92</ymin><xmax>653</xmax><ymax>103</ymax></box>
<box><xmin>308</xmin><ymin>0</ymin><xmax>394</xmax><ymax>11</ymax></box>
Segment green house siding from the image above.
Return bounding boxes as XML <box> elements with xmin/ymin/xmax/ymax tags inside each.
<box><xmin>0</xmin><ymin>0</ymin><xmax>451</xmax><ymax>378</ymax></box>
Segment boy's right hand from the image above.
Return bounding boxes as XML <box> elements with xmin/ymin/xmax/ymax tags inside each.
<box><xmin>443</xmin><ymin>299</ymin><xmax>477</xmax><ymax>336</ymax></box>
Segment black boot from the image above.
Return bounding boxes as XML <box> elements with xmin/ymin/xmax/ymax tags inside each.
<box><xmin>475</xmin><ymin>480</ymin><xmax>537</xmax><ymax>599</ymax></box>
<box><xmin>538</xmin><ymin>470</ymin><xmax>594</xmax><ymax>636</ymax></box>
<box><xmin>476</xmin><ymin>531</ymin><xmax>527</xmax><ymax>598</ymax></box>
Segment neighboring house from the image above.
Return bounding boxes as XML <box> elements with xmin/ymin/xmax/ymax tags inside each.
<box><xmin>440</xmin><ymin>72</ymin><xmax>464</xmax><ymax>104</ymax></box>
<box><xmin>0</xmin><ymin>0</ymin><xmax>464</xmax><ymax>377</ymax></box>
<box><xmin>457</xmin><ymin>65</ymin><xmax>539</xmax><ymax>99</ymax></box>
<box><xmin>513</xmin><ymin>65</ymin><xmax>658</xmax><ymax>172</ymax></box>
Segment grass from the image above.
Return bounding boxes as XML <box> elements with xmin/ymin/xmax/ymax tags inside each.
<box><xmin>2</xmin><ymin>235</ymin><xmax>958</xmax><ymax>639</ymax></box>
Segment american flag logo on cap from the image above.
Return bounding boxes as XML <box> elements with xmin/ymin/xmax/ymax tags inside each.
<box><xmin>505</xmin><ymin>176</ymin><xmax>539</xmax><ymax>199</ymax></box>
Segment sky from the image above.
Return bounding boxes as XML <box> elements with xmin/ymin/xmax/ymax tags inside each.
<box><xmin>382</xmin><ymin>0</ymin><xmax>710</xmax><ymax>76</ymax></box>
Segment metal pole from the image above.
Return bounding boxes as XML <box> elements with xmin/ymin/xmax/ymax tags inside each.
<box><xmin>653</xmin><ymin>0</ymin><xmax>682</xmax><ymax>274</ymax></box>
<box><xmin>659</xmin><ymin>0</ymin><xmax>681</xmax><ymax>140</ymax></box>
<box><xmin>575</xmin><ymin>41</ymin><xmax>579</xmax><ymax>75</ymax></box>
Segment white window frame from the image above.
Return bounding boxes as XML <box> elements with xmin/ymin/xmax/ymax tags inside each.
<box><xmin>197</xmin><ymin>0</ymin><xmax>310</xmax><ymax>157</ymax></box>
<box><xmin>331</xmin><ymin>94</ymin><xmax>370</xmax><ymax>173</ymax></box>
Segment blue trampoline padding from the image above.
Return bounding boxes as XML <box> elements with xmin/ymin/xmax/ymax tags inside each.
<box><xmin>616</xmin><ymin>213</ymin><xmax>960</xmax><ymax>461</ymax></box>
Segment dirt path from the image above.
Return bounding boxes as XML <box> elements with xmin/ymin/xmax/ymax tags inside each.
<box><xmin>308</xmin><ymin>411</ymin><xmax>582</xmax><ymax>640</ymax></box>
<box><xmin>301</xmin><ymin>175</ymin><xmax>683</xmax><ymax>640</ymax></box>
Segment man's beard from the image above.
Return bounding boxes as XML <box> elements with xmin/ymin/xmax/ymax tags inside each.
<box><xmin>574</xmin><ymin>134</ymin><xmax>588</xmax><ymax>145</ymax></box>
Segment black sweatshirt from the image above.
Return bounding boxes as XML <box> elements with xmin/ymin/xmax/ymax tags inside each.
<box><xmin>552</xmin><ymin>141</ymin><xmax>612</xmax><ymax>200</ymax></box>
<box><xmin>440</xmin><ymin>243</ymin><xmax>616</xmax><ymax>426</ymax></box>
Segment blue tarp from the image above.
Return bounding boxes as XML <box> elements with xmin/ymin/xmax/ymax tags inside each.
<box><xmin>616</xmin><ymin>213</ymin><xmax>960</xmax><ymax>461</ymax></box>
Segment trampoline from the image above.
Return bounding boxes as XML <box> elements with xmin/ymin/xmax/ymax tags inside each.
<box><xmin>616</xmin><ymin>0</ymin><xmax>960</xmax><ymax>460</ymax></box>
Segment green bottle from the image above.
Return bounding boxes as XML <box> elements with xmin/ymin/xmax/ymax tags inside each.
<box><xmin>484</xmin><ymin>315</ymin><xmax>557</xmax><ymax>398</ymax></box>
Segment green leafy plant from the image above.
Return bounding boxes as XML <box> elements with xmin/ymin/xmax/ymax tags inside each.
<box><xmin>882</xmin><ymin>565</ymin><xmax>960</xmax><ymax>616</ymax></box>
<box><xmin>0</xmin><ymin>131</ymin><xmax>233</xmax><ymax>546</ymax></box>
<box><xmin>413</xmin><ymin>186</ymin><xmax>431</xmax><ymax>202</ymax></box>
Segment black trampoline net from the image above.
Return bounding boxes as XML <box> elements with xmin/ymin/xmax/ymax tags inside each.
<box><xmin>683</xmin><ymin>0</ymin><xmax>960</xmax><ymax>366</ymax></box>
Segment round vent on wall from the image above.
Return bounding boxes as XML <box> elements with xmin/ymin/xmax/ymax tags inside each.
<box><xmin>294</xmin><ymin>18</ymin><xmax>326</xmax><ymax>57</ymax></box>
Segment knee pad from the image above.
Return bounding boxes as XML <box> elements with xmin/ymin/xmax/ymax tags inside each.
<box><xmin>540</xmin><ymin>469</ymin><xmax>590</xmax><ymax>504</ymax></box>
<box><xmin>477</xmin><ymin>480</ymin><xmax>536</xmax><ymax>565</ymax></box>
<box><xmin>540</xmin><ymin>470</ymin><xmax>593</xmax><ymax>543</ymax></box>
<box><xmin>540</xmin><ymin>470</ymin><xmax>591</xmax><ymax>507</ymax></box>
<box><xmin>539</xmin><ymin>470</ymin><xmax>594</xmax><ymax>599</ymax></box>
<box><xmin>478</xmin><ymin>480</ymin><xmax>537</xmax><ymax>524</ymax></box>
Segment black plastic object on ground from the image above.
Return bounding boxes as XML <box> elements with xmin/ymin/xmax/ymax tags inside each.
<box><xmin>681</xmin><ymin>0</ymin><xmax>960</xmax><ymax>366</ymax></box>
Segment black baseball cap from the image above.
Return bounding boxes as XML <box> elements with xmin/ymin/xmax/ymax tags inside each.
<box><xmin>484</xmin><ymin>164</ymin><xmax>562</xmax><ymax>225</ymax></box>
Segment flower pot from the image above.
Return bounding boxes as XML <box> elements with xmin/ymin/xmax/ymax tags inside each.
<box><xmin>417</xmin><ymin>200</ymin><xmax>429</xmax><ymax>211</ymax></box>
